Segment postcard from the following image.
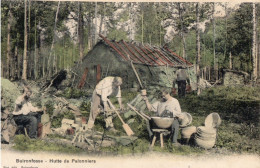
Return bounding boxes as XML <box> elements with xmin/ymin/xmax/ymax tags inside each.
<box><xmin>1</xmin><ymin>0</ymin><xmax>260</xmax><ymax>168</ymax></box>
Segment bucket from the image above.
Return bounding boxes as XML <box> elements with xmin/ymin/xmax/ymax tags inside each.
<box><xmin>181</xmin><ymin>126</ymin><xmax>197</xmax><ymax>139</ymax></box>
<box><xmin>195</xmin><ymin>136</ymin><xmax>216</xmax><ymax>149</ymax></box>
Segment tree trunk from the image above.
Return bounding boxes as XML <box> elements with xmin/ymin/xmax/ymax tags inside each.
<box><xmin>229</xmin><ymin>52</ymin><xmax>232</xmax><ymax>69</ymax></box>
<box><xmin>257</xmin><ymin>38</ymin><xmax>260</xmax><ymax>79</ymax></box>
<box><xmin>196</xmin><ymin>3</ymin><xmax>201</xmax><ymax>95</ymax></box>
<box><xmin>78</xmin><ymin>2</ymin><xmax>84</xmax><ymax>61</ymax></box>
<box><xmin>14</xmin><ymin>45</ymin><xmax>18</xmax><ymax>80</ymax></box>
<box><xmin>213</xmin><ymin>3</ymin><xmax>218</xmax><ymax>80</ymax></box>
<box><xmin>129</xmin><ymin>3</ymin><xmax>135</xmax><ymax>41</ymax></box>
<box><xmin>252</xmin><ymin>2</ymin><xmax>257</xmax><ymax>82</ymax></box>
<box><xmin>47</xmin><ymin>1</ymin><xmax>60</xmax><ymax>77</ymax></box>
<box><xmin>6</xmin><ymin>3</ymin><xmax>12</xmax><ymax>79</ymax></box>
<box><xmin>142</xmin><ymin>9</ymin><xmax>144</xmax><ymax>45</ymax></box>
<box><xmin>16</xmin><ymin>31</ymin><xmax>22</xmax><ymax>79</ymax></box>
<box><xmin>1</xmin><ymin>62</ymin><xmax>4</xmax><ymax>78</ymax></box>
<box><xmin>87</xmin><ymin>9</ymin><xmax>93</xmax><ymax>51</ymax></box>
<box><xmin>94</xmin><ymin>1</ymin><xmax>98</xmax><ymax>44</ymax></box>
<box><xmin>178</xmin><ymin>3</ymin><xmax>187</xmax><ymax>60</ymax></box>
<box><xmin>22</xmin><ymin>0</ymin><xmax>28</xmax><ymax>80</ymax></box>
<box><xmin>34</xmin><ymin>5</ymin><xmax>38</xmax><ymax>79</ymax></box>
<box><xmin>224</xmin><ymin>2</ymin><xmax>228</xmax><ymax>68</ymax></box>
<box><xmin>99</xmin><ymin>4</ymin><xmax>104</xmax><ymax>35</ymax></box>
<box><xmin>28</xmin><ymin>0</ymin><xmax>31</xmax><ymax>79</ymax></box>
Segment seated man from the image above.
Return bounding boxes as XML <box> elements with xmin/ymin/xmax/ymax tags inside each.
<box><xmin>143</xmin><ymin>88</ymin><xmax>183</xmax><ymax>145</ymax></box>
<box><xmin>12</xmin><ymin>87</ymin><xmax>43</xmax><ymax>139</ymax></box>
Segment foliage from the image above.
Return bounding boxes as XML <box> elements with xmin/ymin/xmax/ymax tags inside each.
<box><xmin>44</xmin><ymin>100</ymin><xmax>55</xmax><ymax>116</ymax></box>
<box><xmin>79</xmin><ymin>100</ymin><xmax>91</xmax><ymax>117</ymax></box>
<box><xmin>217</xmin><ymin>121</ymin><xmax>260</xmax><ymax>154</ymax></box>
<box><xmin>61</xmin><ymin>87</ymin><xmax>87</xmax><ymax>99</ymax></box>
<box><xmin>107</xmin><ymin>28</ymin><xmax>129</xmax><ymax>41</ymax></box>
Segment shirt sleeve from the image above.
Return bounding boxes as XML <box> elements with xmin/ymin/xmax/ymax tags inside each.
<box><xmin>151</xmin><ymin>101</ymin><xmax>160</xmax><ymax>112</ymax></box>
<box><xmin>29</xmin><ymin>102</ymin><xmax>39</xmax><ymax>112</ymax></box>
<box><xmin>101</xmin><ymin>88</ymin><xmax>109</xmax><ymax>102</ymax></box>
<box><xmin>115</xmin><ymin>86</ymin><xmax>121</xmax><ymax>98</ymax></box>
<box><xmin>166</xmin><ymin>99</ymin><xmax>182</xmax><ymax>117</ymax></box>
<box><xmin>97</xmin><ymin>78</ymin><xmax>109</xmax><ymax>102</ymax></box>
<box><xmin>172</xmin><ymin>99</ymin><xmax>182</xmax><ymax>117</ymax></box>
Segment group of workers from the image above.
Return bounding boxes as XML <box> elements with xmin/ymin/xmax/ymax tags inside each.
<box><xmin>3</xmin><ymin>67</ymin><xmax>190</xmax><ymax>146</ymax></box>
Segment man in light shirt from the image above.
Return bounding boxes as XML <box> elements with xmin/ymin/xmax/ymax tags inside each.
<box><xmin>143</xmin><ymin>88</ymin><xmax>183</xmax><ymax>145</ymax></box>
<box><xmin>13</xmin><ymin>87</ymin><xmax>43</xmax><ymax>139</ymax></box>
<box><xmin>87</xmin><ymin>76</ymin><xmax>123</xmax><ymax>131</ymax></box>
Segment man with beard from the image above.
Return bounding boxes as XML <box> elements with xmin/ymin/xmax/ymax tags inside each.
<box><xmin>13</xmin><ymin>87</ymin><xmax>43</xmax><ymax>139</ymax></box>
<box><xmin>143</xmin><ymin>88</ymin><xmax>183</xmax><ymax>145</ymax></box>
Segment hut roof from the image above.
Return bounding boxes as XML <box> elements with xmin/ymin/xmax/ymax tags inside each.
<box><xmin>99</xmin><ymin>34</ymin><xmax>192</xmax><ymax>67</ymax></box>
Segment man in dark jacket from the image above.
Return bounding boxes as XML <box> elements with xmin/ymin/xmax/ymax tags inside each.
<box><xmin>174</xmin><ymin>67</ymin><xmax>190</xmax><ymax>97</ymax></box>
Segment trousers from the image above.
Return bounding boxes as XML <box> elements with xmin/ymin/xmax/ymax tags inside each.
<box><xmin>87</xmin><ymin>91</ymin><xmax>114</xmax><ymax>129</ymax></box>
<box><xmin>177</xmin><ymin>80</ymin><xmax>187</xmax><ymax>97</ymax></box>
<box><xmin>13</xmin><ymin>112</ymin><xmax>42</xmax><ymax>139</ymax></box>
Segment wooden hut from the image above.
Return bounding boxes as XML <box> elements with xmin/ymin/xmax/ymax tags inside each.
<box><xmin>73</xmin><ymin>34</ymin><xmax>194</xmax><ymax>90</ymax></box>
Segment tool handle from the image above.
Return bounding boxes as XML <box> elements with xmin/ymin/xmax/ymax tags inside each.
<box><xmin>130</xmin><ymin>61</ymin><xmax>144</xmax><ymax>89</ymax></box>
<box><xmin>127</xmin><ymin>103</ymin><xmax>148</xmax><ymax>121</ymax></box>
<box><xmin>127</xmin><ymin>103</ymin><xmax>151</xmax><ymax>120</ymax></box>
<box><xmin>107</xmin><ymin>99</ymin><xmax>125</xmax><ymax>124</ymax></box>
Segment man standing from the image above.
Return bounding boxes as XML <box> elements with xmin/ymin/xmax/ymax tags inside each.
<box><xmin>12</xmin><ymin>87</ymin><xmax>43</xmax><ymax>139</ymax></box>
<box><xmin>143</xmin><ymin>88</ymin><xmax>183</xmax><ymax>145</ymax></box>
<box><xmin>87</xmin><ymin>76</ymin><xmax>123</xmax><ymax>131</ymax></box>
<box><xmin>174</xmin><ymin>67</ymin><xmax>190</xmax><ymax>97</ymax></box>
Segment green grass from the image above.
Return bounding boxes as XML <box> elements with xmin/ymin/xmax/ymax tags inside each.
<box><xmin>13</xmin><ymin>135</ymin><xmax>84</xmax><ymax>153</ymax></box>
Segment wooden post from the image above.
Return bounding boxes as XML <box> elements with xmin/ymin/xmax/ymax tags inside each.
<box><xmin>78</xmin><ymin>67</ymin><xmax>89</xmax><ymax>89</ymax></box>
<box><xmin>160</xmin><ymin>133</ymin><xmax>164</xmax><ymax>148</ymax></box>
<box><xmin>96</xmin><ymin>64</ymin><xmax>101</xmax><ymax>84</ymax></box>
<box><xmin>151</xmin><ymin>136</ymin><xmax>156</xmax><ymax>147</ymax></box>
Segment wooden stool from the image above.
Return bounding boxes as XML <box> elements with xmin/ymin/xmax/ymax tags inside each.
<box><xmin>150</xmin><ymin>129</ymin><xmax>170</xmax><ymax>148</ymax></box>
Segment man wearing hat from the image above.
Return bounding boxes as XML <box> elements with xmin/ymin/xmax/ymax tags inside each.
<box><xmin>86</xmin><ymin>76</ymin><xmax>124</xmax><ymax>131</ymax></box>
<box><xmin>143</xmin><ymin>88</ymin><xmax>183</xmax><ymax>145</ymax></box>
